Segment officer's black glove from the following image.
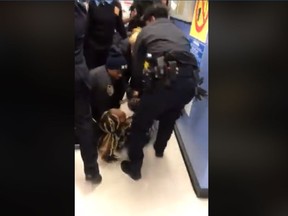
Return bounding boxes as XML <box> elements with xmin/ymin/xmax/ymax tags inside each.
<box><xmin>194</xmin><ymin>87</ymin><xmax>208</xmax><ymax>101</ymax></box>
<box><xmin>192</xmin><ymin>68</ymin><xmax>208</xmax><ymax>101</ymax></box>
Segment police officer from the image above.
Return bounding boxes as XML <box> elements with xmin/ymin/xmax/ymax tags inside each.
<box><xmin>74</xmin><ymin>0</ymin><xmax>102</xmax><ymax>184</ymax></box>
<box><xmin>89</xmin><ymin>46</ymin><xmax>128</xmax><ymax>123</ymax></box>
<box><xmin>121</xmin><ymin>4</ymin><xmax>198</xmax><ymax>180</ymax></box>
<box><xmin>84</xmin><ymin>0</ymin><xmax>127</xmax><ymax>70</ymax></box>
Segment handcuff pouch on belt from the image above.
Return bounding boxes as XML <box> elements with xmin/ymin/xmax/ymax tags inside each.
<box><xmin>142</xmin><ymin>53</ymin><xmax>179</xmax><ymax>92</ymax></box>
<box><xmin>142</xmin><ymin>51</ymin><xmax>207</xmax><ymax>100</ymax></box>
<box><xmin>164</xmin><ymin>51</ymin><xmax>208</xmax><ymax>101</ymax></box>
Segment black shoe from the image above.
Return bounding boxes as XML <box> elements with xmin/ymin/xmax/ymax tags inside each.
<box><xmin>154</xmin><ymin>146</ymin><xmax>164</xmax><ymax>157</ymax></box>
<box><xmin>155</xmin><ymin>151</ymin><xmax>164</xmax><ymax>158</ymax></box>
<box><xmin>121</xmin><ymin>161</ymin><xmax>141</xmax><ymax>180</ymax></box>
<box><xmin>85</xmin><ymin>173</ymin><xmax>102</xmax><ymax>184</ymax></box>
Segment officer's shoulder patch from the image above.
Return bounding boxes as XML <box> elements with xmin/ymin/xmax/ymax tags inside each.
<box><xmin>107</xmin><ymin>85</ymin><xmax>114</xmax><ymax>96</ymax></box>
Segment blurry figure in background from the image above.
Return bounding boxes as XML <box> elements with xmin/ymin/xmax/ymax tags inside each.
<box><xmin>89</xmin><ymin>46</ymin><xmax>128</xmax><ymax>123</ymax></box>
<box><xmin>126</xmin><ymin>0</ymin><xmax>154</xmax><ymax>32</ymax></box>
<box><xmin>98</xmin><ymin>108</ymin><xmax>132</xmax><ymax>162</ymax></box>
<box><xmin>156</xmin><ymin>0</ymin><xmax>169</xmax><ymax>6</ymax></box>
<box><xmin>123</xmin><ymin>4</ymin><xmax>138</xmax><ymax>27</ymax></box>
<box><xmin>84</xmin><ymin>0</ymin><xmax>127</xmax><ymax>70</ymax></box>
<box><xmin>74</xmin><ymin>0</ymin><xmax>102</xmax><ymax>184</ymax></box>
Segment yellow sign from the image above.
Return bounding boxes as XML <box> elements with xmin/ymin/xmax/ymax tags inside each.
<box><xmin>190</xmin><ymin>0</ymin><xmax>209</xmax><ymax>43</ymax></box>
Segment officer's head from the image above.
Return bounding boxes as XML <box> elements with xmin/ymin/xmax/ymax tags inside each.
<box><xmin>142</xmin><ymin>3</ymin><xmax>169</xmax><ymax>25</ymax></box>
<box><xmin>106</xmin><ymin>47</ymin><xmax>128</xmax><ymax>80</ymax></box>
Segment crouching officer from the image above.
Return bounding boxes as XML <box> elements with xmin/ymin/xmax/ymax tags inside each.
<box><xmin>121</xmin><ymin>4</ymin><xmax>207</xmax><ymax>180</ymax></box>
<box><xmin>74</xmin><ymin>0</ymin><xmax>102</xmax><ymax>184</ymax></box>
<box><xmin>89</xmin><ymin>46</ymin><xmax>128</xmax><ymax>123</ymax></box>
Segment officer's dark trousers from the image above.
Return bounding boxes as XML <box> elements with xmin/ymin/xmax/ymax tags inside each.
<box><xmin>75</xmin><ymin>80</ymin><xmax>99</xmax><ymax>174</ymax></box>
<box><xmin>126</xmin><ymin>76</ymin><xmax>195</xmax><ymax>173</ymax></box>
<box><xmin>84</xmin><ymin>47</ymin><xmax>109</xmax><ymax>70</ymax></box>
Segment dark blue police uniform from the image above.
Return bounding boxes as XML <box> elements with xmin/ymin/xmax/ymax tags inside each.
<box><xmin>121</xmin><ymin>18</ymin><xmax>196</xmax><ymax>180</ymax></box>
<box><xmin>84</xmin><ymin>0</ymin><xmax>127</xmax><ymax>70</ymax></box>
<box><xmin>75</xmin><ymin>0</ymin><xmax>101</xmax><ymax>183</ymax></box>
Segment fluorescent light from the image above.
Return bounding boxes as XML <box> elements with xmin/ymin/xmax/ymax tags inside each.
<box><xmin>170</xmin><ymin>1</ymin><xmax>177</xmax><ymax>11</ymax></box>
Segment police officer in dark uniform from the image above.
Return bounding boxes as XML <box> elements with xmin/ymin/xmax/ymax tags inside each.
<box><xmin>84</xmin><ymin>0</ymin><xmax>127</xmax><ymax>70</ymax></box>
<box><xmin>75</xmin><ymin>0</ymin><xmax>102</xmax><ymax>184</ymax></box>
<box><xmin>121</xmin><ymin>4</ymin><xmax>202</xmax><ymax>180</ymax></box>
<box><xmin>89</xmin><ymin>46</ymin><xmax>128</xmax><ymax>122</ymax></box>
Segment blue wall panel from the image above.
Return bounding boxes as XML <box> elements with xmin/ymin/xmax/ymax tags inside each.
<box><xmin>171</xmin><ymin>17</ymin><xmax>209</xmax><ymax>198</ymax></box>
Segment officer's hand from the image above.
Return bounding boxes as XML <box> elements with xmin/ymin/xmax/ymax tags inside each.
<box><xmin>132</xmin><ymin>90</ymin><xmax>139</xmax><ymax>97</ymax></box>
<box><xmin>128</xmin><ymin>97</ymin><xmax>141</xmax><ymax>112</ymax></box>
<box><xmin>195</xmin><ymin>87</ymin><xmax>208</xmax><ymax>101</ymax></box>
<box><xmin>127</xmin><ymin>87</ymin><xmax>140</xmax><ymax>100</ymax></box>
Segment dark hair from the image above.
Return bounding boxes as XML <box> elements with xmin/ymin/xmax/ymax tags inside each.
<box><xmin>142</xmin><ymin>3</ymin><xmax>169</xmax><ymax>22</ymax></box>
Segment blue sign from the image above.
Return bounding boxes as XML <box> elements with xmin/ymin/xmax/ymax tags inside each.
<box><xmin>188</xmin><ymin>37</ymin><xmax>206</xmax><ymax>66</ymax></box>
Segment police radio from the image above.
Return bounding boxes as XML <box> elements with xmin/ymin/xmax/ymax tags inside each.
<box><xmin>142</xmin><ymin>53</ymin><xmax>179</xmax><ymax>91</ymax></box>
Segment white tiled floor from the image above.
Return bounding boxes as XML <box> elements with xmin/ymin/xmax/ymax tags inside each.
<box><xmin>75</xmin><ymin>102</ymin><xmax>208</xmax><ymax>216</ymax></box>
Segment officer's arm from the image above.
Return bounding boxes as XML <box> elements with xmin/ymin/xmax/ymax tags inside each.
<box><xmin>115</xmin><ymin>1</ymin><xmax>127</xmax><ymax>39</ymax></box>
<box><xmin>130</xmin><ymin>30</ymin><xmax>147</xmax><ymax>92</ymax></box>
<box><xmin>91</xmin><ymin>81</ymin><xmax>113</xmax><ymax>122</ymax></box>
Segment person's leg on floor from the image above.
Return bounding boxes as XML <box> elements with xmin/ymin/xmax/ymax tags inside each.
<box><xmin>153</xmin><ymin>76</ymin><xmax>196</xmax><ymax>157</ymax></box>
<box><xmin>75</xmin><ymin>81</ymin><xmax>102</xmax><ymax>184</ymax></box>
<box><xmin>153</xmin><ymin>107</ymin><xmax>182</xmax><ymax>157</ymax></box>
<box><xmin>121</xmin><ymin>92</ymin><xmax>165</xmax><ymax>180</ymax></box>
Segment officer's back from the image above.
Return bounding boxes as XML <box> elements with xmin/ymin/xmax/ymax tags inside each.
<box><xmin>131</xmin><ymin>4</ymin><xmax>191</xmax><ymax>91</ymax></box>
<box><xmin>140</xmin><ymin>19</ymin><xmax>190</xmax><ymax>57</ymax></box>
<box><xmin>134</xmin><ymin>4</ymin><xmax>190</xmax><ymax>58</ymax></box>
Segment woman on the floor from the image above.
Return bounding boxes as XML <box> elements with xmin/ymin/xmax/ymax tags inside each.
<box><xmin>98</xmin><ymin>108</ymin><xmax>132</xmax><ymax>162</ymax></box>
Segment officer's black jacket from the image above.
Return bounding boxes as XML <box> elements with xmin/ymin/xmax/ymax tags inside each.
<box><xmin>75</xmin><ymin>1</ymin><xmax>90</xmax><ymax>88</ymax></box>
<box><xmin>131</xmin><ymin>18</ymin><xmax>191</xmax><ymax>92</ymax></box>
<box><xmin>85</xmin><ymin>0</ymin><xmax>127</xmax><ymax>52</ymax></box>
<box><xmin>89</xmin><ymin>65</ymin><xmax>126</xmax><ymax>121</ymax></box>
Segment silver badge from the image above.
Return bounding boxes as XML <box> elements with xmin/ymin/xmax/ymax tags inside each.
<box><xmin>107</xmin><ymin>85</ymin><xmax>114</xmax><ymax>96</ymax></box>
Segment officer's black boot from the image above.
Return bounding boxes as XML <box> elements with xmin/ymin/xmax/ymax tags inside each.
<box><xmin>121</xmin><ymin>160</ymin><xmax>142</xmax><ymax>180</ymax></box>
<box><xmin>75</xmin><ymin>132</ymin><xmax>80</xmax><ymax>149</ymax></box>
<box><xmin>153</xmin><ymin>145</ymin><xmax>164</xmax><ymax>158</ymax></box>
<box><xmin>155</xmin><ymin>151</ymin><xmax>164</xmax><ymax>158</ymax></box>
<box><xmin>84</xmin><ymin>165</ymin><xmax>102</xmax><ymax>184</ymax></box>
